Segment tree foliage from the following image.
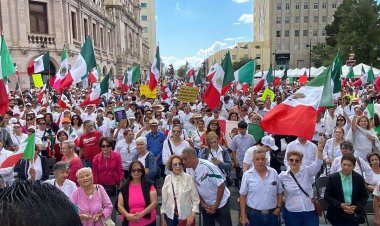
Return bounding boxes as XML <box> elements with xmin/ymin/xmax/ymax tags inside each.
<box><xmin>176</xmin><ymin>65</ymin><xmax>186</xmax><ymax>77</ymax></box>
<box><xmin>313</xmin><ymin>0</ymin><xmax>380</xmax><ymax>67</ymax></box>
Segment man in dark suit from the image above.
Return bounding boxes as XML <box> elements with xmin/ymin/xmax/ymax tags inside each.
<box><xmin>324</xmin><ymin>154</ymin><xmax>368</xmax><ymax>226</ymax></box>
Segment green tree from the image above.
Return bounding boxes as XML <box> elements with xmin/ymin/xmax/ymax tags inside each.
<box><xmin>314</xmin><ymin>0</ymin><xmax>380</xmax><ymax>67</ymax></box>
<box><xmin>232</xmin><ymin>57</ymin><xmax>251</xmax><ymax>71</ymax></box>
<box><xmin>177</xmin><ymin>65</ymin><xmax>186</xmax><ymax>77</ymax></box>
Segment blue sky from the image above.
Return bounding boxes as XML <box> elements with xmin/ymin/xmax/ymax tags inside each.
<box><xmin>156</xmin><ymin>0</ymin><xmax>253</xmax><ymax>69</ymax></box>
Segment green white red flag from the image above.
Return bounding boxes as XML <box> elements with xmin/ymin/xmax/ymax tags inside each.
<box><xmin>81</xmin><ymin>74</ymin><xmax>109</xmax><ymax>106</ymax></box>
<box><xmin>0</xmin><ymin>133</ymin><xmax>35</xmax><ymax>168</ymax></box>
<box><xmin>27</xmin><ymin>52</ymin><xmax>50</xmax><ymax>75</ymax></box>
<box><xmin>149</xmin><ymin>46</ymin><xmax>160</xmax><ymax>91</ymax></box>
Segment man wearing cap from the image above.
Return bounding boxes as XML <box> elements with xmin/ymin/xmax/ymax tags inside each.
<box><xmin>145</xmin><ymin>118</ymin><xmax>166</xmax><ymax>175</ymax></box>
<box><xmin>78</xmin><ymin>120</ymin><xmax>103</xmax><ymax>168</ymax></box>
<box><xmin>230</xmin><ymin>121</ymin><xmax>256</xmax><ymax>187</ymax></box>
<box><xmin>239</xmin><ymin>148</ymin><xmax>283</xmax><ymax>226</ymax></box>
<box><xmin>242</xmin><ymin>136</ymin><xmax>277</xmax><ymax>172</ymax></box>
<box><xmin>284</xmin><ymin>136</ymin><xmax>317</xmax><ymax>169</ymax></box>
<box><xmin>58</xmin><ymin>118</ymin><xmax>72</xmax><ymax>135</ymax></box>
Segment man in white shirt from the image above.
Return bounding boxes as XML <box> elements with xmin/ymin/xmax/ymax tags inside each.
<box><xmin>182</xmin><ymin>147</ymin><xmax>232</xmax><ymax>226</ymax></box>
<box><xmin>284</xmin><ymin>137</ymin><xmax>317</xmax><ymax>169</ymax></box>
<box><xmin>81</xmin><ymin>105</ymin><xmax>97</xmax><ymax>122</ymax></box>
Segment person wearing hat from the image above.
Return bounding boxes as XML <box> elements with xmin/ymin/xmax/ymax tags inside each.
<box><xmin>10</xmin><ymin>122</ymin><xmax>28</xmax><ymax>149</ymax></box>
<box><xmin>58</xmin><ymin>117</ymin><xmax>72</xmax><ymax>136</ymax></box>
<box><xmin>239</xmin><ymin>144</ymin><xmax>283</xmax><ymax>226</ymax></box>
<box><xmin>146</xmin><ymin>118</ymin><xmax>166</xmax><ymax>175</ymax></box>
<box><xmin>81</xmin><ymin>104</ymin><xmax>97</xmax><ymax>122</ymax></box>
<box><xmin>242</xmin><ymin>136</ymin><xmax>278</xmax><ymax>172</ymax></box>
<box><xmin>230</xmin><ymin>121</ymin><xmax>256</xmax><ymax>187</ymax></box>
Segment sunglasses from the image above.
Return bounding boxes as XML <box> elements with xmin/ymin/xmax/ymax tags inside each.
<box><xmin>101</xmin><ymin>145</ymin><xmax>111</xmax><ymax>148</ymax></box>
<box><xmin>131</xmin><ymin>169</ymin><xmax>143</xmax><ymax>174</ymax></box>
<box><xmin>73</xmin><ymin>118</ymin><xmax>79</xmax><ymax>120</ymax></box>
<box><xmin>27</xmin><ymin>130</ymin><xmax>35</xmax><ymax>133</ymax></box>
<box><xmin>289</xmin><ymin>158</ymin><xmax>300</xmax><ymax>163</ymax></box>
<box><xmin>337</xmin><ymin>119</ymin><xmax>345</xmax><ymax>121</ymax></box>
<box><xmin>62</xmin><ymin>122</ymin><xmax>70</xmax><ymax>124</ymax></box>
<box><xmin>172</xmin><ymin>162</ymin><xmax>183</xmax><ymax>168</ymax></box>
<box><xmin>39</xmin><ymin>123</ymin><xmax>46</xmax><ymax>125</ymax></box>
<box><xmin>210</xmin><ymin>123</ymin><xmax>218</xmax><ymax>126</ymax></box>
<box><xmin>172</xmin><ymin>130</ymin><xmax>181</xmax><ymax>133</ymax></box>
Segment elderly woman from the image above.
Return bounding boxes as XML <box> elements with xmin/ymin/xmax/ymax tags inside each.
<box><xmin>279</xmin><ymin>138</ymin><xmax>324</xmax><ymax>226</ymax></box>
<box><xmin>115</xmin><ymin>129</ymin><xmax>137</xmax><ymax>179</ymax></box>
<box><xmin>70</xmin><ymin>168</ymin><xmax>113</xmax><ymax>226</ymax></box>
<box><xmin>162</xmin><ymin>125</ymin><xmax>190</xmax><ymax>169</ymax></box>
<box><xmin>117</xmin><ymin>160</ymin><xmax>157</xmax><ymax>226</ymax></box>
<box><xmin>325</xmin><ymin>155</ymin><xmax>368</xmax><ymax>226</ymax></box>
<box><xmin>132</xmin><ymin>137</ymin><xmax>157</xmax><ymax>180</ymax></box>
<box><xmin>367</xmin><ymin>153</ymin><xmax>380</xmax><ymax>191</ymax></box>
<box><xmin>92</xmin><ymin>137</ymin><xmax>124</xmax><ymax>196</ymax></box>
<box><xmin>61</xmin><ymin>140</ymin><xmax>83</xmax><ymax>185</ymax></box>
<box><xmin>161</xmin><ymin>155</ymin><xmax>199</xmax><ymax>226</ymax></box>
<box><xmin>45</xmin><ymin>161</ymin><xmax>77</xmax><ymax>197</ymax></box>
<box><xmin>200</xmin><ymin>132</ymin><xmax>232</xmax><ymax>181</ymax></box>
<box><xmin>349</xmin><ymin>115</ymin><xmax>379</xmax><ymax>159</ymax></box>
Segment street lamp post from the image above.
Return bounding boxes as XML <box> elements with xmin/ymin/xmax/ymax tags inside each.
<box><xmin>306</xmin><ymin>41</ymin><xmax>312</xmax><ymax>80</ymax></box>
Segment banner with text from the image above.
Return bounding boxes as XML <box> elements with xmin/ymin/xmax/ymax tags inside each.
<box><xmin>178</xmin><ymin>86</ymin><xmax>198</xmax><ymax>103</ymax></box>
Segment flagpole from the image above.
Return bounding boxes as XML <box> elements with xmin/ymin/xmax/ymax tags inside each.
<box><xmin>16</xmin><ymin>70</ymin><xmax>26</xmax><ymax>107</ymax></box>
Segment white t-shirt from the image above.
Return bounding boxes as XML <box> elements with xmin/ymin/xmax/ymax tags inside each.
<box><xmin>45</xmin><ymin>178</ymin><xmax>77</xmax><ymax>198</ymax></box>
<box><xmin>138</xmin><ymin>152</ymin><xmax>149</xmax><ymax>167</ymax></box>
<box><xmin>243</xmin><ymin>146</ymin><xmax>271</xmax><ymax>169</ymax></box>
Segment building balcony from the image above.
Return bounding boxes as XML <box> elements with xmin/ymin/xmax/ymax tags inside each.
<box><xmin>27</xmin><ymin>34</ymin><xmax>55</xmax><ymax>48</ymax></box>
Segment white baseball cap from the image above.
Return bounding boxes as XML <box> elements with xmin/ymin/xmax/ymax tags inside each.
<box><xmin>261</xmin><ymin>136</ymin><xmax>278</xmax><ymax>150</ymax></box>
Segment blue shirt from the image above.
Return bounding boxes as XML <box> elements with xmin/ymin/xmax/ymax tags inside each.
<box><xmin>146</xmin><ymin>131</ymin><xmax>166</xmax><ymax>164</ymax></box>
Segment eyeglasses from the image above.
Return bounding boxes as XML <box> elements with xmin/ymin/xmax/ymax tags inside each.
<box><xmin>39</xmin><ymin>123</ymin><xmax>46</xmax><ymax>125</ymax></box>
<box><xmin>172</xmin><ymin>130</ymin><xmax>181</xmax><ymax>133</ymax></box>
<box><xmin>210</xmin><ymin>123</ymin><xmax>218</xmax><ymax>126</ymax></box>
<box><xmin>289</xmin><ymin>158</ymin><xmax>300</xmax><ymax>163</ymax></box>
<box><xmin>27</xmin><ymin>130</ymin><xmax>35</xmax><ymax>133</ymax></box>
<box><xmin>172</xmin><ymin>162</ymin><xmax>183</xmax><ymax>168</ymax></box>
<box><xmin>131</xmin><ymin>169</ymin><xmax>143</xmax><ymax>174</ymax></box>
<box><xmin>73</xmin><ymin>118</ymin><xmax>79</xmax><ymax>120</ymax></box>
<box><xmin>337</xmin><ymin>119</ymin><xmax>345</xmax><ymax>121</ymax></box>
<box><xmin>62</xmin><ymin>122</ymin><xmax>70</xmax><ymax>124</ymax></box>
<box><xmin>101</xmin><ymin>145</ymin><xmax>111</xmax><ymax>148</ymax></box>
<box><xmin>13</xmin><ymin>126</ymin><xmax>20</xmax><ymax>129</ymax></box>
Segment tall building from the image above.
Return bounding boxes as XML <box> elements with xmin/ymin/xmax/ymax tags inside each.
<box><xmin>0</xmin><ymin>0</ymin><xmax>150</xmax><ymax>89</ymax></box>
<box><xmin>140</xmin><ymin>0</ymin><xmax>156</xmax><ymax>61</ymax></box>
<box><xmin>254</xmin><ymin>0</ymin><xmax>343</xmax><ymax>69</ymax></box>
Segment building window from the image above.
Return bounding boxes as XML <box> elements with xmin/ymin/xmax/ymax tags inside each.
<box><xmin>256</xmin><ymin>54</ymin><xmax>261</xmax><ymax>59</ymax></box>
<box><xmin>295</xmin><ymin>30</ymin><xmax>300</xmax><ymax>37</ymax></box>
<box><xmin>314</xmin><ymin>3</ymin><xmax>318</xmax><ymax>9</ymax></box>
<box><xmin>295</xmin><ymin>3</ymin><xmax>300</xmax><ymax>9</ymax></box>
<box><xmin>100</xmin><ymin>27</ymin><xmax>103</xmax><ymax>48</ymax></box>
<box><xmin>285</xmin><ymin>17</ymin><xmax>290</xmax><ymax>24</ymax></box>
<box><xmin>84</xmin><ymin>18</ymin><xmax>88</xmax><ymax>37</ymax></box>
<box><xmin>303</xmin><ymin>30</ymin><xmax>308</xmax><ymax>37</ymax></box>
<box><xmin>277</xmin><ymin>43</ymin><xmax>281</xmax><ymax>50</ymax></box>
<box><xmin>276</xmin><ymin>17</ymin><xmax>281</xmax><ymax>24</ymax></box>
<box><xmin>295</xmin><ymin>43</ymin><xmax>300</xmax><ymax>50</ymax></box>
<box><xmin>285</xmin><ymin>4</ymin><xmax>290</xmax><ymax>10</ymax></box>
<box><xmin>295</xmin><ymin>16</ymin><xmax>300</xmax><ymax>23</ymax></box>
<box><xmin>284</xmin><ymin>44</ymin><xmax>289</xmax><ymax>50</ymax></box>
<box><xmin>141</xmin><ymin>15</ymin><xmax>147</xmax><ymax>21</ymax></box>
<box><xmin>276</xmin><ymin>31</ymin><xmax>281</xmax><ymax>37</ymax></box>
<box><xmin>92</xmin><ymin>23</ymin><xmax>97</xmax><ymax>46</ymax></box>
<box><xmin>304</xmin><ymin>3</ymin><xmax>308</xmax><ymax>9</ymax></box>
<box><xmin>313</xmin><ymin>29</ymin><xmax>318</xmax><ymax>36</ymax></box>
<box><xmin>314</xmin><ymin>16</ymin><xmax>318</xmax><ymax>23</ymax></box>
<box><xmin>29</xmin><ymin>1</ymin><xmax>48</xmax><ymax>34</ymax></box>
<box><xmin>285</xmin><ymin>30</ymin><xmax>289</xmax><ymax>37</ymax></box>
<box><xmin>322</xmin><ymin>16</ymin><xmax>327</xmax><ymax>22</ymax></box>
<box><xmin>71</xmin><ymin>11</ymin><xmax>77</xmax><ymax>39</ymax></box>
<box><xmin>322</xmin><ymin>3</ymin><xmax>327</xmax><ymax>9</ymax></box>
<box><xmin>143</xmin><ymin>27</ymin><xmax>148</xmax><ymax>33</ymax></box>
<box><xmin>321</xmin><ymin>29</ymin><xmax>326</xmax><ymax>36</ymax></box>
<box><xmin>277</xmin><ymin>4</ymin><xmax>281</xmax><ymax>10</ymax></box>
<box><xmin>304</xmin><ymin>16</ymin><xmax>309</xmax><ymax>23</ymax></box>
<box><xmin>140</xmin><ymin>2</ymin><xmax>147</xmax><ymax>8</ymax></box>
<box><xmin>232</xmin><ymin>55</ymin><xmax>237</xmax><ymax>60</ymax></box>
<box><xmin>332</xmin><ymin>3</ymin><xmax>337</xmax><ymax>8</ymax></box>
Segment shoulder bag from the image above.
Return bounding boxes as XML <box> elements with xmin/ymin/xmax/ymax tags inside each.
<box><xmin>97</xmin><ymin>185</ymin><xmax>116</xmax><ymax>226</ymax></box>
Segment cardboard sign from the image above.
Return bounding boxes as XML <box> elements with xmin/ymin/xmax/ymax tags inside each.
<box><xmin>113</xmin><ymin>106</ymin><xmax>127</xmax><ymax>122</ymax></box>
<box><xmin>32</xmin><ymin>74</ymin><xmax>44</xmax><ymax>88</ymax></box>
<box><xmin>139</xmin><ymin>85</ymin><xmax>157</xmax><ymax>98</ymax></box>
<box><xmin>178</xmin><ymin>86</ymin><xmax>198</xmax><ymax>103</ymax></box>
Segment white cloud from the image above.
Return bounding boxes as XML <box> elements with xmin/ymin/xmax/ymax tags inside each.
<box><xmin>224</xmin><ymin>36</ymin><xmax>246</xmax><ymax>42</ymax></box>
<box><xmin>233</xmin><ymin>22</ymin><xmax>240</xmax><ymax>25</ymax></box>
<box><xmin>232</xmin><ymin>0</ymin><xmax>250</xmax><ymax>3</ymax></box>
<box><xmin>176</xmin><ymin>2</ymin><xmax>181</xmax><ymax>11</ymax></box>
<box><xmin>238</xmin><ymin>13</ymin><xmax>253</xmax><ymax>24</ymax></box>
<box><xmin>155</xmin><ymin>15</ymin><xmax>158</xmax><ymax>20</ymax></box>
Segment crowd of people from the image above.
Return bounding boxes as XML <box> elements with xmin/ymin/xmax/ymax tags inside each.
<box><xmin>0</xmin><ymin>80</ymin><xmax>380</xmax><ymax>226</ymax></box>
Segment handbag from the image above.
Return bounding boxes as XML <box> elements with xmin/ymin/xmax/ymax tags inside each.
<box><xmin>170</xmin><ymin>180</ymin><xmax>196</xmax><ymax>226</ymax></box>
<box><xmin>97</xmin><ymin>185</ymin><xmax>116</xmax><ymax>226</ymax></box>
<box><xmin>289</xmin><ymin>172</ymin><xmax>323</xmax><ymax>217</ymax></box>
<box><xmin>178</xmin><ymin>219</ymin><xmax>196</xmax><ymax>226</ymax></box>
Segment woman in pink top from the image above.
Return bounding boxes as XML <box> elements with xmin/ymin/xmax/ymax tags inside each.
<box><xmin>70</xmin><ymin>167</ymin><xmax>113</xmax><ymax>226</ymax></box>
<box><xmin>117</xmin><ymin>160</ymin><xmax>157</xmax><ymax>226</ymax></box>
<box><xmin>61</xmin><ymin>140</ymin><xmax>83</xmax><ymax>185</ymax></box>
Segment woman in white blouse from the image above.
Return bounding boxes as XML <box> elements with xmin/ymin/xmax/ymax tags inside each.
<box><xmin>162</xmin><ymin>124</ymin><xmax>190</xmax><ymax>168</ymax></box>
<box><xmin>279</xmin><ymin>138</ymin><xmax>324</xmax><ymax>226</ymax></box>
<box><xmin>44</xmin><ymin>161</ymin><xmax>77</xmax><ymax>198</ymax></box>
<box><xmin>161</xmin><ymin>155</ymin><xmax>199</xmax><ymax>226</ymax></box>
<box><xmin>115</xmin><ymin>129</ymin><xmax>137</xmax><ymax>179</ymax></box>
<box><xmin>323</xmin><ymin>127</ymin><xmax>344</xmax><ymax>173</ymax></box>
<box><xmin>191</xmin><ymin>119</ymin><xmax>206</xmax><ymax>154</ymax></box>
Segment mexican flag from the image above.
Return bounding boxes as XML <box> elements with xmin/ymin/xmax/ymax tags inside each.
<box><xmin>149</xmin><ymin>46</ymin><xmax>160</xmax><ymax>91</ymax></box>
<box><xmin>124</xmin><ymin>64</ymin><xmax>140</xmax><ymax>86</ymax></box>
<box><xmin>352</xmin><ymin>66</ymin><xmax>374</xmax><ymax>86</ymax></box>
<box><xmin>68</xmin><ymin>127</ymin><xmax>80</xmax><ymax>146</ymax></box>
<box><xmin>217</xmin><ymin>120</ymin><xmax>238</xmax><ymax>149</ymax></box>
<box><xmin>185</xmin><ymin>61</ymin><xmax>195</xmax><ymax>76</ymax></box>
<box><xmin>195</xmin><ymin>69</ymin><xmax>202</xmax><ymax>85</ymax></box>
<box><xmin>0</xmin><ymin>133</ymin><xmax>35</xmax><ymax>168</ymax></box>
<box><xmin>253</xmin><ymin>65</ymin><xmax>273</xmax><ymax>93</ymax></box>
<box><xmin>37</xmin><ymin>83</ymin><xmax>47</xmax><ymax>103</ymax></box>
<box><xmin>161</xmin><ymin>86</ymin><xmax>172</xmax><ymax>100</ymax></box>
<box><xmin>0</xmin><ymin>35</ymin><xmax>15</xmax><ymax>114</ymax></box>
<box><xmin>53</xmin><ymin>44</ymin><xmax>69</xmax><ymax>89</ymax></box>
<box><xmin>60</xmin><ymin>37</ymin><xmax>96</xmax><ymax>91</ymax></box>
<box><xmin>234</xmin><ymin>60</ymin><xmax>255</xmax><ymax>86</ymax></box>
<box><xmin>88</xmin><ymin>67</ymin><xmax>100</xmax><ymax>84</ymax></box>
<box><xmin>58</xmin><ymin>93</ymin><xmax>70</xmax><ymax>109</ymax></box>
<box><xmin>260</xmin><ymin>66</ymin><xmax>334</xmax><ymax>140</ymax></box>
<box><xmin>27</xmin><ymin>52</ymin><xmax>50</xmax><ymax>75</ymax></box>
<box><xmin>331</xmin><ymin>53</ymin><xmax>342</xmax><ymax>93</ymax></box>
<box><xmin>347</xmin><ymin>66</ymin><xmax>355</xmax><ymax>79</ymax></box>
<box><xmin>367</xmin><ymin>98</ymin><xmax>375</xmax><ymax>119</ymax></box>
<box><xmin>81</xmin><ymin>74</ymin><xmax>109</xmax><ymax>106</ymax></box>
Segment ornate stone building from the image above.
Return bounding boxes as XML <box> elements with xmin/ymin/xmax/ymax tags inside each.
<box><xmin>0</xmin><ymin>0</ymin><xmax>150</xmax><ymax>89</ymax></box>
